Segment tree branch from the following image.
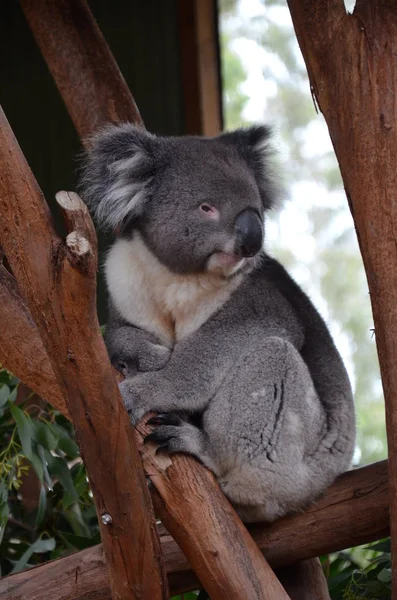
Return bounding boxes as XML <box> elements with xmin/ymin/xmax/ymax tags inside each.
<box><xmin>0</xmin><ymin>264</ymin><xmax>67</xmax><ymax>415</ymax></box>
<box><xmin>0</xmin><ymin>460</ymin><xmax>388</xmax><ymax>600</ymax></box>
<box><xmin>20</xmin><ymin>0</ymin><xmax>143</xmax><ymax>139</ymax></box>
<box><xmin>0</xmin><ymin>105</ymin><xmax>168</xmax><ymax>600</ymax></box>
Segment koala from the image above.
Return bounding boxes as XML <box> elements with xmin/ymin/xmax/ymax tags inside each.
<box><xmin>79</xmin><ymin>123</ymin><xmax>355</xmax><ymax>523</ymax></box>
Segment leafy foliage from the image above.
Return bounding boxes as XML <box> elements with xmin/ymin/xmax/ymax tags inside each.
<box><xmin>0</xmin><ymin>368</ymin><xmax>99</xmax><ymax>577</ymax></box>
<box><xmin>325</xmin><ymin>540</ymin><xmax>391</xmax><ymax>599</ymax></box>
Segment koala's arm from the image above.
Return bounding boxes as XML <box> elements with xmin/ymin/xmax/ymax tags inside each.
<box><xmin>119</xmin><ymin>306</ymin><xmax>252</xmax><ymax>423</ymax></box>
<box><xmin>118</xmin><ymin>277</ymin><xmax>301</xmax><ymax>423</ymax></box>
<box><xmin>105</xmin><ymin>302</ymin><xmax>171</xmax><ymax>377</ymax></box>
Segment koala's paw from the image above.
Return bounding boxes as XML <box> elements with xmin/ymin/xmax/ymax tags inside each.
<box><xmin>118</xmin><ymin>380</ymin><xmax>149</xmax><ymax>425</ymax></box>
<box><xmin>144</xmin><ymin>414</ymin><xmax>202</xmax><ymax>456</ymax></box>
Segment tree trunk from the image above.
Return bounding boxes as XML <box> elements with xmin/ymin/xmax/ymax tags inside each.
<box><xmin>286</xmin><ymin>0</ymin><xmax>397</xmax><ymax>595</ymax></box>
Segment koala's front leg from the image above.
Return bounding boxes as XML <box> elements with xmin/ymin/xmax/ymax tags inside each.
<box><xmin>105</xmin><ymin>324</ymin><xmax>171</xmax><ymax>378</ymax></box>
<box><xmin>118</xmin><ymin>316</ymin><xmax>246</xmax><ymax>424</ymax></box>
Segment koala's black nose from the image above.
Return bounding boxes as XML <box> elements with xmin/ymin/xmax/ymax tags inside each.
<box><xmin>234</xmin><ymin>209</ymin><xmax>263</xmax><ymax>257</ymax></box>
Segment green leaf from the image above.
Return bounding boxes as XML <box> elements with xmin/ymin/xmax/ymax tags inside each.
<box><xmin>377</xmin><ymin>567</ymin><xmax>392</xmax><ymax>583</ymax></box>
<box><xmin>37</xmin><ymin>445</ymin><xmax>52</xmax><ymax>490</ymax></box>
<box><xmin>46</xmin><ymin>454</ymin><xmax>78</xmax><ymax>504</ymax></box>
<box><xmin>63</xmin><ymin>503</ymin><xmax>91</xmax><ymax>537</ymax></box>
<box><xmin>33</xmin><ymin>421</ymin><xmax>58</xmax><ymax>452</ymax></box>
<box><xmin>48</xmin><ymin>423</ymin><xmax>79</xmax><ymax>458</ymax></box>
<box><xmin>0</xmin><ymin>385</ymin><xmax>10</xmax><ymax>407</ymax></box>
<box><xmin>0</xmin><ymin>480</ymin><xmax>9</xmax><ymax>546</ymax></box>
<box><xmin>11</xmin><ymin>536</ymin><xmax>55</xmax><ymax>573</ymax></box>
<box><xmin>9</xmin><ymin>403</ymin><xmax>34</xmax><ymax>459</ymax></box>
<box><xmin>29</xmin><ymin>453</ymin><xmax>44</xmax><ymax>482</ymax></box>
<box><xmin>8</xmin><ymin>387</ymin><xmax>18</xmax><ymax>404</ymax></box>
<box><xmin>35</xmin><ymin>486</ymin><xmax>47</xmax><ymax>528</ymax></box>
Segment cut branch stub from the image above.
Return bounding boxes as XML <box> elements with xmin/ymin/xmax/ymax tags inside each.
<box><xmin>0</xmin><ymin>105</ymin><xmax>168</xmax><ymax>600</ymax></box>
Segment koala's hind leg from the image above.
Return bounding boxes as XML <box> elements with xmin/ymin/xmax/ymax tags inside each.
<box><xmin>203</xmin><ymin>336</ymin><xmax>328</xmax><ymax>522</ymax></box>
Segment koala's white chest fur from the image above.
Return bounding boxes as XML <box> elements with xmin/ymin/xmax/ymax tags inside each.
<box><xmin>105</xmin><ymin>236</ymin><xmax>243</xmax><ymax>346</ymax></box>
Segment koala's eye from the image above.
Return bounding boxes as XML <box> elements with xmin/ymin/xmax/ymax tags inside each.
<box><xmin>200</xmin><ymin>204</ymin><xmax>218</xmax><ymax>219</ymax></box>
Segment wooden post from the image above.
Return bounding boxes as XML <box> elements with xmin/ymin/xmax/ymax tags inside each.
<box><xmin>286</xmin><ymin>1</ymin><xmax>397</xmax><ymax>596</ymax></box>
<box><xmin>0</xmin><ymin>460</ymin><xmax>389</xmax><ymax>599</ymax></box>
<box><xmin>0</xmin><ymin>108</ymin><xmax>168</xmax><ymax>600</ymax></box>
<box><xmin>177</xmin><ymin>0</ymin><xmax>223</xmax><ymax>136</ymax></box>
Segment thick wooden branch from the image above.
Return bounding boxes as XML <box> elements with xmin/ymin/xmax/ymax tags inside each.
<box><xmin>287</xmin><ymin>0</ymin><xmax>397</xmax><ymax>594</ymax></box>
<box><xmin>0</xmin><ymin>460</ymin><xmax>388</xmax><ymax>599</ymax></box>
<box><xmin>20</xmin><ymin>0</ymin><xmax>143</xmax><ymax>139</ymax></box>
<box><xmin>0</xmin><ymin>107</ymin><xmax>168</xmax><ymax>600</ymax></box>
<box><xmin>0</xmin><ymin>265</ymin><xmax>67</xmax><ymax>415</ymax></box>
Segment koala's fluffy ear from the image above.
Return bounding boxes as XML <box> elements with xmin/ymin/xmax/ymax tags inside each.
<box><xmin>78</xmin><ymin>124</ymin><xmax>156</xmax><ymax>231</ymax></box>
<box><xmin>218</xmin><ymin>125</ymin><xmax>281</xmax><ymax>211</ymax></box>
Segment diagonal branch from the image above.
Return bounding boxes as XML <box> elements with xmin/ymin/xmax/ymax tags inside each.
<box><xmin>20</xmin><ymin>0</ymin><xmax>143</xmax><ymax>139</ymax></box>
<box><xmin>0</xmin><ymin>106</ymin><xmax>168</xmax><ymax>600</ymax></box>
<box><xmin>0</xmin><ymin>264</ymin><xmax>67</xmax><ymax>415</ymax></box>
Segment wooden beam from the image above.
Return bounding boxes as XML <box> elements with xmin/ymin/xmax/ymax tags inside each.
<box><xmin>20</xmin><ymin>0</ymin><xmax>143</xmax><ymax>139</ymax></box>
<box><xmin>177</xmin><ymin>0</ymin><xmax>223</xmax><ymax>136</ymax></box>
<box><xmin>0</xmin><ymin>460</ymin><xmax>388</xmax><ymax>599</ymax></box>
<box><xmin>0</xmin><ymin>109</ymin><xmax>168</xmax><ymax>600</ymax></box>
<box><xmin>286</xmin><ymin>1</ymin><xmax>397</xmax><ymax>595</ymax></box>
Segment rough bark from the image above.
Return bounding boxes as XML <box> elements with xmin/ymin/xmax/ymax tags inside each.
<box><xmin>20</xmin><ymin>0</ymin><xmax>143</xmax><ymax>139</ymax></box>
<box><xmin>0</xmin><ymin>265</ymin><xmax>67</xmax><ymax>415</ymax></box>
<box><xmin>0</xmin><ymin>111</ymin><xmax>168</xmax><ymax>600</ymax></box>
<box><xmin>0</xmin><ymin>460</ymin><xmax>388</xmax><ymax>599</ymax></box>
<box><xmin>286</xmin><ymin>0</ymin><xmax>397</xmax><ymax>595</ymax></box>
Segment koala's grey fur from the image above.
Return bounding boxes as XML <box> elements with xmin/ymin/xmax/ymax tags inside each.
<box><xmin>79</xmin><ymin>123</ymin><xmax>355</xmax><ymax>523</ymax></box>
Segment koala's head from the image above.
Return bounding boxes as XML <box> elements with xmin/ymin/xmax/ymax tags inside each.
<box><xmin>79</xmin><ymin>124</ymin><xmax>280</xmax><ymax>276</ymax></box>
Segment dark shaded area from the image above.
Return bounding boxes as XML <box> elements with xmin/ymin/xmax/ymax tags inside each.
<box><xmin>1</xmin><ymin>0</ymin><xmax>184</xmax><ymax>322</ymax></box>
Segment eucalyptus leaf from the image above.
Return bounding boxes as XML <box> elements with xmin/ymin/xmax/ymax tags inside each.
<box><xmin>0</xmin><ymin>385</ymin><xmax>10</xmax><ymax>408</ymax></box>
<box><xmin>46</xmin><ymin>453</ymin><xmax>78</xmax><ymax>503</ymax></box>
<box><xmin>35</xmin><ymin>486</ymin><xmax>47</xmax><ymax>527</ymax></box>
<box><xmin>11</xmin><ymin>536</ymin><xmax>56</xmax><ymax>573</ymax></box>
<box><xmin>48</xmin><ymin>423</ymin><xmax>79</xmax><ymax>458</ymax></box>
<box><xmin>29</xmin><ymin>453</ymin><xmax>44</xmax><ymax>482</ymax></box>
<box><xmin>9</xmin><ymin>403</ymin><xmax>34</xmax><ymax>459</ymax></box>
<box><xmin>377</xmin><ymin>567</ymin><xmax>392</xmax><ymax>584</ymax></box>
<box><xmin>33</xmin><ymin>421</ymin><xmax>58</xmax><ymax>452</ymax></box>
<box><xmin>37</xmin><ymin>445</ymin><xmax>52</xmax><ymax>490</ymax></box>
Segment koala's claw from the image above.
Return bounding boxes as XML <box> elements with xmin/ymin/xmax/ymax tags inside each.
<box><xmin>146</xmin><ymin>413</ymin><xmax>182</xmax><ymax>427</ymax></box>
